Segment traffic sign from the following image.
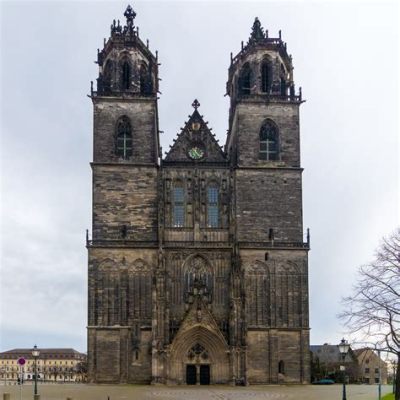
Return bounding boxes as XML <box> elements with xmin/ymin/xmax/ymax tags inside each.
<box><xmin>17</xmin><ymin>357</ymin><xmax>26</xmax><ymax>366</ymax></box>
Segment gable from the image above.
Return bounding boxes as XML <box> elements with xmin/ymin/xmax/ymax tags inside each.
<box><xmin>164</xmin><ymin>101</ymin><xmax>226</xmax><ymax>163</ymax></box>
<box><xmin>170</xmin><ymin>296</ymin><xmax>228</xmax><ymax>350</ymax></box>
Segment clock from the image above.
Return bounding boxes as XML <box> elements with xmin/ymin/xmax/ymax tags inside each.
<box><xmin>188</xmin><ymin>146</ymin><xmax>205</xmax><ymax>160</ymax></box>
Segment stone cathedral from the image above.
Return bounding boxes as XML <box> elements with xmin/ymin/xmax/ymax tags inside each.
<box><xmin>87</xmin><ymin>5</ymin><xmax>310</xmax><ymax>385</ymax></box>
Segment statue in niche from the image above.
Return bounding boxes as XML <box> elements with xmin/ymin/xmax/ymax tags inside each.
<box><xmin>184</xmin><ymin>256</ymin><xmax>213</xmax><ymax>304</ymax></box>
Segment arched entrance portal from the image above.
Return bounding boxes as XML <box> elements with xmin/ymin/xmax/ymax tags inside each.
<box><xmin>168</xmin><ymin>325</ymin><xmax>230</xmax><ymax>384</ymax></box>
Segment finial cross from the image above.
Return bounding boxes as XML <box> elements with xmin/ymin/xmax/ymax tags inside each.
<box><xmin>192</xmin><ymin>99</ymin><xmax>200</xmax><ymax>110</ymax></box>
<box><xmin>124</xmin><ymin>5</ymin><xmax>136</xmax><ymax>27</ymax></box>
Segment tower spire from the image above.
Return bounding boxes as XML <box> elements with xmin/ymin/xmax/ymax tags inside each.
<box><xmin>249</xmin><ymin>17</ymin><xmax>265</xmax><ymax>43</ymax></box>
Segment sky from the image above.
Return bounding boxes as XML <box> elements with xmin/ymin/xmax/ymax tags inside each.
<box><xmin>0</xmin><ymin>0</ymin><xmax>399</xmax><ymax>354</ymax></box>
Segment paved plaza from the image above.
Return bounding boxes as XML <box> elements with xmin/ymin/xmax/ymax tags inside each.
<box><xmin>0</xmin><ymin>384</ymin><xmax>392</xmax><ymax>400</ymax></box>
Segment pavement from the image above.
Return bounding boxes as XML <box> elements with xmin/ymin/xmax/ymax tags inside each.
<box><xmin>0</xmin><ymin>383</ymin><xmax>392</xmax><ymax>400</ymax></box>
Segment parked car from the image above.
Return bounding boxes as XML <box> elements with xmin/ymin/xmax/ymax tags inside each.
<box><xmin>312</xmin><ymin>378</ymin><xmax>335</xmax><ymax>385</ymax></box>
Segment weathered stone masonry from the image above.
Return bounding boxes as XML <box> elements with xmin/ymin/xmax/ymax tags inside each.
<box><xmin>87</xmin><ymin>7</ymin><xmax>310</xmax><ymax>385</ymax></box>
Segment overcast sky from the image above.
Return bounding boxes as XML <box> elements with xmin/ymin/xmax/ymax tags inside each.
<box><xmin>0</xmin><ymin>1</ymin><xmax>399</xmax><ymax>353</ymax></box>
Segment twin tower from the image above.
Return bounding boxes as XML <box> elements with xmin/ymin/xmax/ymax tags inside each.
<box><xmin>87</xmin><ymin>5</ymin><xmax>310</xmax><ymax>385</ymax></box>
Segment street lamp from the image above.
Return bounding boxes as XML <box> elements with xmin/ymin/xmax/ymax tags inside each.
<box><xmin>376</xmin><ymin>348</ymin><xmax>382</xmax><ymax>400</ymax></box>
<box><xmin>32</xmin><ymin>345</ymin><xmax>40</xmax><ymax>398</ymax></box>
<box><xmin>338</xmin><ymin>338</ymin><xmax>350</xmax><ymax>400</ymax></box>
<box><xmin>392</xmin><ymin>359</ymin><xmax>397</xmax><ymax>395</ymax></box>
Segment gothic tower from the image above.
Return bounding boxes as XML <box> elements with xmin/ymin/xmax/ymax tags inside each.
<box><xmin>226</xmin><ymin>18</ymin><xmax>310</xmax><ymax>383</ymax></box>
<box><xmin>87</xmin><ymin>8</ymin><xmax>310</xmax><ymax>385</ymax></box>
<box><xmin>87</xmin><ymin>6</ymin><xmax>160</xmax><ymax>383</ymax></box>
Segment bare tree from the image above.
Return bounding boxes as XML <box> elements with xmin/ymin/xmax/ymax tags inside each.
<box><xmin>340</xmin><ymin>228</ymin><xmax>400</xmax><ymax>399</ymax></box>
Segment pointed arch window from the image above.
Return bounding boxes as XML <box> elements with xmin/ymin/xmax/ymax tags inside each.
<box><xmin>207</xmin><ymin>186</ymin><xmax>219</xmax><ymax>228</ymax></box>
<box><xmin>116</xmin><ymin>116</ymin><xmax>132</xmax><ymax>159</ymax></box>
<box><xmin>173</xmin><ymin>184</ymin><xmax>185</xmax><ymax>227</ymax></box>
<box><xmin>280</xmin><ymin>64</ymin><xmax>287</xmax><ymax>96</ymax></box>
<box><xmin>187</xmin><ymin>344</ymin><xmax>209</xmax><ymax>361</ymax></box>
<box><xmin>139</xmin><ymin>64</ymin><xmax>152</xmax><ymax>95</ymax></box>
<box><xmin>121</xmin><ymin>60</ymin><xmax>131</xmax><ymax>90</ymax></box>
<box><xmin>280</xmin><ymin>78</ymin><xmax>286</xmax><ymax>96</ymax></box>
<box><xmin>259</xmin><ymin>120</ymin><xmax>279</xmax><ymax>161</ymax></box>
<box><xmin>103</xmin><ymin>60</ymin><xmax>113</xmax><ymax>94</ymax></box>
<box><xmin>239</xmin><ymin>63</ymin><xmax>251</xmax><ymax>95</ymax></box>
<box><xmin>261</xmin><ymin>60</ymin><xmax>272</xmax><ymax>93</ymax></box>
<box><xmin>140</xmin><ymin>64</ymin><xmax>147</xmax><ymax>95</ymax></box>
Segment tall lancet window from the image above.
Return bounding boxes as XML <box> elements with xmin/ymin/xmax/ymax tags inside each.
<box><xmin>259</xmin><ymin>120</ymin><xmax>279</xmax><ymax>161</ymax></box>
<box><xmin>121</xmin><ymin>60</ymin><xmax>131</xmax><ymax>90</ymax></box>
<box><xmin>239</xmin><ymin>63</ymin><xmax>251</xmax><ymax>95</ymax></box>
<box><xmin>207</xmin><ymin>186</ymin><xmax>219</xmax><ymax>228</ymax></box>
<box><xmin>280</xmin><ymin>64</ymin><xmax>287</xmax><ymax>96</ymax></box>
<box><xmin>103</xmin><ymin>60</ymin><xmax>113</xmax><ymax>94</ymax></box>
<box><xmin>261</xmin><ymin>60</ymin><xmax>272</xmax><ymax>93</ymax></box>
<box><xmin>116</xmin><ymin>116</ymin><xmax>133</xmax><ymax>159</ymax></box>
<box><xmin>173</xmin><ymin>184</ymin><xmax>185</xmax><ymax>227</ymax></box>
<box><xmin>140</xmin><ymin>64</ymin><xmax>152</xmax><ymax>95</ymax></box>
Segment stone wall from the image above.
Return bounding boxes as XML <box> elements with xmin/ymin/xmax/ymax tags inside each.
<box><xmin>93</xmin><ymin>99</ymin><xmax>157</xmax><ymax>164</ymax></box>
<box><xmin>235</xmin><ymin>169</ymin><xmax>303</xmax><ymax>242</ymax></box>
<box><xmin>241</xmin><ymin>249</ymin><xmax>309</xmax><ymax>329</ymax></box>
<box><xmin>87</xmin><ymin>248</ymin><xmax>156</xmax><ymax>383</ymax></box>
<box><xmin>229</xmin><ymin>102</ymin><xmax>300</xmax><ymax>168</ymax></box>
<box><xmin>246</xmin><ymin>329</ymin><xmax>310</xmax><ymax>384</ymax></box>
<box><xmin>92</xmin><ymin>165</ymin><xmax>158</xmax><ymax>241</ymax></box>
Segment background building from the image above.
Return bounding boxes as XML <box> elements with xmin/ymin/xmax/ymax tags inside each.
<box><xmin>0</xmin><ymin>348</ymin><xmax>87</xmax><ymax>383</ymax></box>
<box><xmin>87</xmin><ymin>6</ymin><xmax>310</xmax><ymax>385</ymax></box>
<box><xmin>310</xmin><ymin>344</ymin><xmax>358</xmax><ymax>383</ymax></box>
<box><xmin>354</xmin><ymin>348</ymin><xmax>388</xmax><ymax>385</ymax></box>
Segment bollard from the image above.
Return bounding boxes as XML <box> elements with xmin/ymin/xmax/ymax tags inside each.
<box><xmin>3</xmin><ymin>393</ymin><xmax>11</xmax><ymax>400</ymax></box>
<box><xmin>67</xmin><ymin>397</ymin><xmax>73</xmax><ymax>400</ymax></box>
<box><xmin>34</xmin><ymin>395</ymin><xmax>40</xmax><ymax>400</ymax></box>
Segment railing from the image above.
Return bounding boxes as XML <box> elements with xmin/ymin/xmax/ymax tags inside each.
<box><xmin>86</xmin><ymin>239</ymin><xmax>309</xmax><ymax>249</ymax></box>
<box><xmin>162</xmin><ymin>241</ymin><xmax>231</xmax><ymax>249</ymax></box>
<box><xmin>230</xmin><ymin>37</ymin><xmax>290</xmax><ymax>69</ymax></box>
<box><xmin>239</xmin><ymin>241</ymin><xmax>309</xmax><ymax>249</ymax></box>
<box><xmin>86</xmin><ymin>239</ymin><xmax>157</xmax><ymax>248</ymax></box>
<box><xmin>90</xmin><ymin>86</ymin><xmax>157</xmax><ymax>98</ymax></box>
<box><xmin>237</xmin><ymin>91</ymin><xmax>302</xmax><ymax>103</ymax></box>
<box><xmin>163</xmin><ymin>228</ymin><xmax>229</xmax><ymax>242</ymax></box>
<box><xmin>86</xmin><ymin>228</ymin><xmax>310</xmax><ymax>249</ymax></box>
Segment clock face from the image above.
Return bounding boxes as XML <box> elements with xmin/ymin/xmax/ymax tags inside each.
<box><xmin>188</xmin><ymin>146</ymin><xmax>205</xmax><ymax>160</ymax></box>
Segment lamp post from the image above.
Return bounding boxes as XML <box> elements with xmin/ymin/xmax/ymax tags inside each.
<box><xmin>392</xmin><ymin>359</ymin><xmax>397</xmax><ymax>395</ymax></box>
<box><xmin>32</xmin><ymin>345</ymin><xmax>40</xmax><ymax>398</ymax></box>
<box><xmin>377</xmin><ymin>348</ymin><xmax>382</xmax><ymax>400</ymax></box>
<box><xmin>338</xmin><ymin>338</ymin><xmax>350</xmax><ymax>400</ymax></box>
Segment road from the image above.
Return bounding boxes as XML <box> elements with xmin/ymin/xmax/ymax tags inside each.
<box><xmin>0</xmin><ymin>383</ymin><xmax>392</xmax><ymax>400</ymax></box>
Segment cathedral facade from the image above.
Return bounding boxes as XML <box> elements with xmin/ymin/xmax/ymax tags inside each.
<box><xmin>87</xmin><ymin>6</ymin><xmax>310</xmax><ymax>385</ymax></box>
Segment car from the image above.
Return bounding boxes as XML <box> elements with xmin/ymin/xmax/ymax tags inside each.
<box><xmin>312</xmin><ymin>378</ymin><xmax>335</xmax><ymax>385</ymax></box>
